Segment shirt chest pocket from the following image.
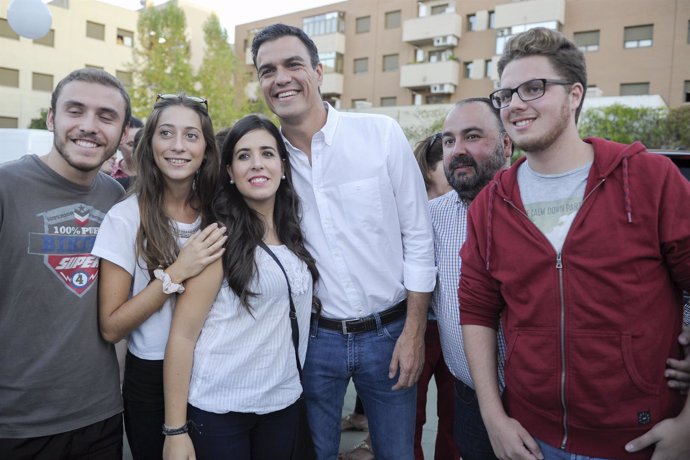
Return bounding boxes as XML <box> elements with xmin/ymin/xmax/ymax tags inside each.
<box><xmin>337</xmin><ymin>177</ymin><xmax>383</xmax><ymax>231</ymax></box>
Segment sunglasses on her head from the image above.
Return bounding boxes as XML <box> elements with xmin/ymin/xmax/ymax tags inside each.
<box><xmin>156</xmin><ymin>93</ymin><xmax>208</xmax><ymax>109</ymax></box>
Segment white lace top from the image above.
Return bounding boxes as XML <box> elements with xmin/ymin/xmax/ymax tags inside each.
<box><xmin>188</xmin><ymin>245</ymin><xmax>313</xmax><ymax>414</ymax></box>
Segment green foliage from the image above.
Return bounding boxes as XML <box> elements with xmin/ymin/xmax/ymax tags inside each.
<box><xmin>661</xmin><ymin>105</ymin><xmax>690</xmax><ymax>149</ymax></box>
<box><xmin>28</xmin><ymin>108</ymin><xmax>48</xmax><ymax>129</ymax></box>
<box><xmin>130</xmin><ymin>2</ymin><xmax>195</xmax><ymax>118</ymax></box>
<box><xmin>403</xmin><ymin>109</ymin><xmax>446</xmax><ymax>146</ymax></box>
<box><xmin>578</xmin><ymin>104</ymin><xmax>667</xmax><ymax>148</ymax></box>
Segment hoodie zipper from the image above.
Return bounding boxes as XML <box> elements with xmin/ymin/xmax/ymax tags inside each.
<box><xmin>502</xmin><ymin>177</ymin><xmax>607</xmax><ymax>451</ymax></box>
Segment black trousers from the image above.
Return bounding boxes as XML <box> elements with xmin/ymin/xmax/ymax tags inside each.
<box><xmin>122</xmin><ymin>351</ymin><xmax>164</xmax><ymax>460</ymax></box>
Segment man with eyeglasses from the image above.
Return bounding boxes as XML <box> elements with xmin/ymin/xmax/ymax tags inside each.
<box><xmin>459</xmin><ymin>27</ymin><xmax>690</xmax><ymax>459</ymax></box>
<box><xmin>0</xmin><ymin>68</ymin><xmax>129</xmax><ymax>458</ymax></box>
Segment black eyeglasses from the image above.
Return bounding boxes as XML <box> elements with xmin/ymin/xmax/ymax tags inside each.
<box><xmin>429</xmin><ymin>132</ymin><xmax>442</xmax><ymax>149</ymax></box>
<box><xmin>156</xmin><ymin>93</ymin><xmax>208</xmax><ymax>109</ymax></box>
<box><xmin>489</xmin><ymin>78</ymin><xmax>573</xmax><ymax>109</ymax></box>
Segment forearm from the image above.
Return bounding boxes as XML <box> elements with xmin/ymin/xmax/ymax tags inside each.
<box><xmin>100</xmin><ymin>281</ymin><xmax>170</xmax><ymax>343</ymax></box>
<box><xmin>403</xmin><ymin>290</ymin><xmax>431</xmax><ymax>336</ymax></box>
<box><xmin>462</xmin><ymin>324</ymin><xmax>506</xmax><ymax>422</ymax></box>
<box><xmin>163</xmin><ymin>334</ymin><xmax>196</xmax><ymax>427</ymax></box>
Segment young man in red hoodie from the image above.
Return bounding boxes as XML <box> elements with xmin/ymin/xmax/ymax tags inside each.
<box><xmin>459</xmin><ymin>27</ymin><xmax>690</xmax><ymax>460</ymax></box>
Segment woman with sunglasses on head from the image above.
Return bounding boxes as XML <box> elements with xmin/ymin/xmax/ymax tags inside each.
<box><xmin>92</xmin><ymin>94</ymin><xmax>227</xmax><ymax>460</ymax></box>
<box><xmin>163</xmin><ymin>114</ymin><xmax>319</xmax><ymax>460</ymax></box>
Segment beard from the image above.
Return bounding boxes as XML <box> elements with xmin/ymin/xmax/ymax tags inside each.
<box><xmin>445</xmin><ymin>142</ymin><xmax>507</xmax><ymax>203</ymax></box>
<box><xmin>53</xmin><ymin>133</ymin><xmax>115</xmax><ymax>173</ymax></box>
<box><xmin>510</xmin><ymin>101</ymin><xmax>570</xmax><ymax>154</ymax></box>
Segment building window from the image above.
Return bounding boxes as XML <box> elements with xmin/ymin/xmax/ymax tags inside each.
<box><xmin>488</xmin><ymin>11</ymin><xmax>496</xmax><ymax>29</ymax></box>
<box><xmin>382</xmin><ymin>54</ymin><xmax>399</xmax><ymax>72</ymax></box>
<box><xmin>86</xmin><ymin>21</ymin><xmax>105</xmax><ymax>40</ymax></box>
<box><xmin>0</xmin><ymin>67</ymin><xmax>19</xmax><ymax>87</ymax></box>
<box><xmin>380</xmin><ymin>96</ymin><xmax>397</xmax><ymax>107</ymax></box>
<box><xmin>485</xmin><ymin>59</ymin><xmax>494</xmax><ymax>79</ymax></box>
<box><xmin>464</xmin><ymin>61</ymin><xmax>474</xmax><ymax>78</ymax></box>
<box><xmin>32</xmin><ymin>72</ymin><xmax>53</xmax><ymax>92</ymax></box>
<box><xmin>624</xmin><ymin>25</ymin><xmax>653</xmax><ymax>48</ymax></box>
<box><xmin>431</xmin><ymin>4</ymin><xmax>449</xmax><ymax>15</ymax></box>
<box><xmin>574</xmin><ymin>30</ymin><xmax>600</xmax><ymax>52</ymax></box>
<box><xmin>0</xmin><ymin>18</ymin><xmax>19</xmax><ymax>40</ymax></box>
<box><xmin>85</xmin><ymin>64</ymin><xmax>104</xmax><ymax>70</ymax></box>
<box><xmin>620</xmin><ymin>82</ymin><xmax>650</xmax><ymax>96</ymax></box>
<box><xmin>356</xmin><ymin>16</ymin><xmax>370</xmax><ymax>34</ymax></box>
<box><xmin>117</xmin><ymin>28</ymin><xmax>133</xmax><ymax>47</ymax></box>
<box><xmin>385</xmin><ymin>10</ymin><xmax>401</xmax><ymax>29</ymax></box>
<box><xmin>467</xmin><ymin>14</ymin><xmax>477</xmax><ymax>32</ymax></box>
<box><xmin>429</xmin><ymin>50</ymin><xmax>453</xmax><ymax>62</ymax></box>
<box><xmin>33</xmin><ymin>29</ymin><xmax>54</xmax><ymax>47</ymax></box>
<box><xmin>352</xmin><ymin>98</ymin><xmax>367</xmax><ymax>108</ymax></box>
<box><xmin>320</xmin><ymin>52</ymin><xmax>344</xmax><ymax>74</ymax></box>
<box><xmin>684</xmin><ymin>80</ymin><xmax>690</xmax><ymax>103</ymax></box>
<box><xmin>0</xmin><ymin>116</ymin><xmax>18</xmax><ymax>128</ymax></box>
<box><xmin>303</xmin><ymin>11</ymin><xmax>345</xmax><ymax>37</ymax></box>
<box><xmin>116</xmin><ymin>70</ymin><xmax>133</xmax><ymax>87</ymax></box>
<box><xmin>353</xmin><ymin>57</ymin><xmax>368</xmax><ymax>75</ymax></box>
<box><xmin>496</xmin><ymin>21</ymin><xmax>559</xmax><ymax>54</ymax></box>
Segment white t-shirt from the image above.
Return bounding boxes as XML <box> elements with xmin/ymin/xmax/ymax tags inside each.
<box><xmin>188</xmin><ymin>245</ymin><xmax>312</xmax><ymax>415</ymax></box>
<box><xmin>92</xmin><ymin>194</ymin><xmax>201</xmax><ymax>360</ymax></box>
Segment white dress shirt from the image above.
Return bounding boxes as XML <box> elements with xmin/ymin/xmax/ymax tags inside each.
<box><xmin>283</xmin><ymin>104</ymin><xmax>436</xmax><ymax>319</ymax></box>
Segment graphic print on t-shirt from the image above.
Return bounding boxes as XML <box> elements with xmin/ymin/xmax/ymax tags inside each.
<box><xmin>524</xmin><ymin>197</ymin><xmax>583</xmax><ymax>252</ymax></box>
<box><xmin>28</xmin><ymin>203</ymin><xmax>107</xmax><ymax>297</ymax></box>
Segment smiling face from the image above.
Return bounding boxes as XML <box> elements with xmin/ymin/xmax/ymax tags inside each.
<box><xmin>499</xmin><ymin>56</ymin><xmax>582</xmax><ymax>155</ymax></box>
<box><xmin>226</xmin><ymin>128</ymin><xmax>285</xmax><ymax>213</ymax></box>
<box><xmin>46</xmin><ymin>80</ymin><xmax>127</xmax><ymax>179</ymax></box>
<box><xmin>151</xmin><ymin>105</ymin><xmax>206</xmax><ymax>187</ymax></box>
<box><xmin>442</xmin><ymin>101</ymin><xmax>511</xmax><ymax>202</ymax></box>
<box><xmin>255</xmin><ymin>36</ymin><xmax>324</xmax><ymax>125</ymax></box>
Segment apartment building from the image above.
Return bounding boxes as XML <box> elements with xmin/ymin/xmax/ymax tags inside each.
<box><xmin>0</xmin><ymin>0</ymin><xmax>211</xmax><ymax>129</ymax></box>
<box><xmin>234</xmin><ymin>0</ymin><xmax>690</xmax><ymax>110</ymax></box>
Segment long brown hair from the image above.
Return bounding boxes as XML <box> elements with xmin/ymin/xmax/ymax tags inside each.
<box><xmin>133</xmin><ymin>94</ymin><xmax>220</xmax><ymax>271</ymax></box>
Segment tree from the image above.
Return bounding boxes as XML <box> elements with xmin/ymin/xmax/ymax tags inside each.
<box><xmin>197</xmin><ymin>13</ymin><xmax>251</xmax><ymax>130</ymax></box>
<box><xmin>578</xmin><ymin>104</ymin><xmax>667</xmax><ymax>148</ymax></box>
<box><xmin>661</xmin><ymin>105</ymin><xmax>690</xmax><ymax>149</ymax></box>
<box><xmin>129</xmin><ymin>2</ymin><xmax>195</xmax><ymax>118</ymax></box>
<box><xmin>28</xmin><ymin>108</ymin><xmax>48</xmax><ymax>129</ymax></box>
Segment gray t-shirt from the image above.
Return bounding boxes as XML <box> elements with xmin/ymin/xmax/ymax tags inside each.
<box><xmin>0</xmin><ymin>155</ymin><xmax>124</xmax><ymax>438</ymax></box>
<box><xmin>518</xmin><ymin>161</ymin><xmax>591</xmax><ymax>252</ymax></box>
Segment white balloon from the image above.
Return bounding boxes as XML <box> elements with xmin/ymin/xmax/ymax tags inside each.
<box><xmin>7</xmin><ymin>0</ymin><xmax>53</xmax><ymax>40</ymax></box>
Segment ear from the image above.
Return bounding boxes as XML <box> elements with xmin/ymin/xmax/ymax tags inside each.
<box><xmin>46</xmin><ymin>108</ymin><xmax>55</xmax><ymax>133</ymax></box>
<box><xmin>315</xmin><ymin>62</ymin><xmax>324</xmax><ymax>87</ymax></box>
<box><xmin>225</xmin><ymin>164</ymin><xmax>234</xmax><ymax>182</ymax></box>
<box><xmin>569</xmin><ymin>82</ymin><xmax>585</xmax><ymax>116</ymax></box>
<box><xmin>119</xmin><ymin>125</ymin><xmax>129</xmax><ymax>146</ymax></box>
<box><xmin>502</xmin><ymin>133</ymin><xmax>513</xmax><ymax>163</ymax></box>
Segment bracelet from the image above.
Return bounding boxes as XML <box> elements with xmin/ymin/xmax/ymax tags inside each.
<box><xmin>162</xmin><ymin>422</ymin><xmax>189</xmax><ymax>436</ymax></box>
<box><xmin>153</xmin><ymin>268</ymin><xmax>185</xmax><ymax>294</ymax></box>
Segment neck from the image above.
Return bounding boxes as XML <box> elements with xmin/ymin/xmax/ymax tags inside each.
<box><xmin>41</xmin><ymin>150</ymin><xmax>100</xmax><ymax>187</ymax></box>
<box><xmin>524</xmin><ymin>127</ymin><xmax>593</xmax><ymax>175</ymax></box>
<box><xmin>280</xmin><ymin>103</ymin><xmax>328</xmax><ymax>161</ymax></box>
<box><xmin>427</xmin><ymin>183</ymin><xmax>453</xmax><ymax>200</ymax></box>
<box><xmin>255</xmin><ymin>207</ymin><xmax>280</xmax><ymax>245</ymax></box>
<box><xmin>163</xmin><ymin>181</ymin><xmax>197</xmax><ymax>223</ymax></box>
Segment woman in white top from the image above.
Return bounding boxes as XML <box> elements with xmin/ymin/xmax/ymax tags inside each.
<box><xmin>92</xmin><ymin>94</ymin><xmax>226</xmax><ymax>459</ymax></box>
<box><xmin>163</xmin><ymin>114</ymin><xmax>319</xmax><ymax>460</ymax></box>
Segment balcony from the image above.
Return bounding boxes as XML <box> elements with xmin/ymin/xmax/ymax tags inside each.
<box><xmin>312</xmin><ymin>32</ymin><xmax>346</xmax><ymax>55</ymax></box>
<box><xmin>403</xmin><ymin>13</ymin><xmax>462</xmax><ymax>47</ymax></box>
<box><xmin>400</xmin><ymin>60</ymin><xmax>460</xmax><ymax>90</ymax></box>
<box><xmin>321</xmin><ymin>73</ymin><xmax>344</xmax><ymax>96</ymax></box>
<box><xmin>494</xmin><ymin>0</ymin><xmax>565</xmax><ymax>29</ymax></box>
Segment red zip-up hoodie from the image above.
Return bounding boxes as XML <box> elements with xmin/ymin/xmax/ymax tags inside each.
<box><xmin>459</xmin><ymin>138</ymin><xmax>690</xmax><ymax>459</ymax></box>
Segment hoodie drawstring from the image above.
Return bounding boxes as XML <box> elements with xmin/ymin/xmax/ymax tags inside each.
<box><xmin>622</xmin><ymin>157</ymin><xmax>632</xmax><ymax>223</ymax></box>
<box><xmin>485</xmin><ymin>182</ymin><xmax>498</xmax><ymax>271</ymax></box>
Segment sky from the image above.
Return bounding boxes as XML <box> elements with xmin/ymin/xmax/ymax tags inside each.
<box><xmin>96</xmin><ymin>0</ymin><xmax>340</xmax><ymax>44</ymax></box>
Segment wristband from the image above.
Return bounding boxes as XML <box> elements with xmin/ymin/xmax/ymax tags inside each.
<box><xmin>154</xmin><ymin>269</ymin><xmax>185</xmax><ymax>294</ymax></box>
<box><xmin>162</xmin><ymin>422</ymin><xmax>189</xmax><ymax>436</ymax></box>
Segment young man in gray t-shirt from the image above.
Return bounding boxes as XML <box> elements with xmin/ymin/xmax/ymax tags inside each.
<box><xmin>0</xmin><ymin>68</ymin><xmax>129</xmax><ymax>459</ymax></box>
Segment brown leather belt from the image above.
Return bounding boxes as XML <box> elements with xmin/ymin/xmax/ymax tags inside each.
<box><xmin>314</xmin><ymin>300</ymin><xmax>407</xmax><ymax>334</ymax></box>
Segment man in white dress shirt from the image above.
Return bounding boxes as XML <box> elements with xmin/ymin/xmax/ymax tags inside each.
<box><xmin>251</xmin><ymin>24</ymin><xmax>436</xmax><ymax>460</ymax></box>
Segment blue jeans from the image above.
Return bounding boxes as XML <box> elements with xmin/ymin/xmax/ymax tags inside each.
<box><xmin>303</xmin><ymin>314</ymin><xmax>416</xmax><ymax>460</ymax></box>
<box><xmin>453</xmin><ymin>380</ymin><xmax>498</xmax><ymax>460</ymax></box>
<box><xmin>535</xmin><ymin>439</ymin><xmax>614</xmax><ymax>460</ymax></box>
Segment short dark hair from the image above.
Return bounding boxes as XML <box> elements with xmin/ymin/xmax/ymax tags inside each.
<box><xmin>51</xmin><ymin>68</ymin><xmax>131</xmax><ymax>128</ymax></box>
<box><xmin>251</xmin><ymin>23</ymin><xmax>320</xmax><ymax>69</ymax></box>
<box><xmin>497</xmin><ymin>27</ymin><xmax>587</xmax><ymax>121</ymax></box>
<box><xmin>455</xmin><ymin>97</ymin><xmax>505</xmax><ymax>135</ymax></box>
<box><xmin>128</xmin><ymin>116</ymin><xmax>143</xmax><ymax>128</ymax></box>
